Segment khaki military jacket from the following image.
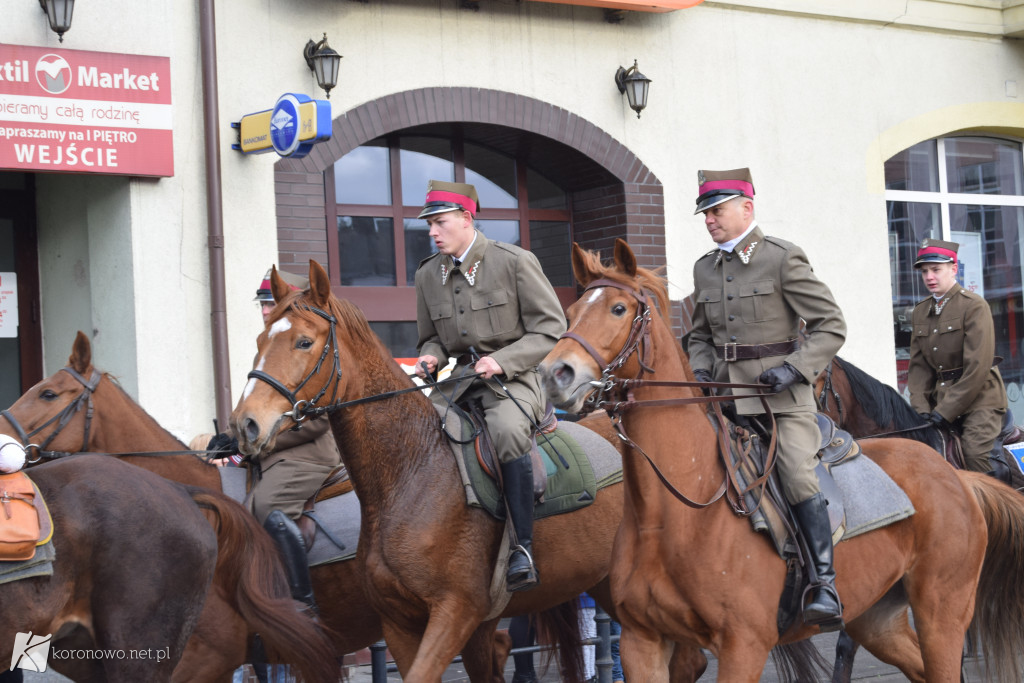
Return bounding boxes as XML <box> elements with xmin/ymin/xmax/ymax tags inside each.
<box><xmin>907</xmin><ymin>283</ymin><xmax>1006</xmax><ymax>422</ymax></box>
<box><xmin>687</xmin><ymin>226</ymin><xmax>846</xmax><ymax>414</ymax></box>
<box><xmin>415</xmin><ymin>231</ymin><xmax>566</xmax><ymax>400</ymax></box>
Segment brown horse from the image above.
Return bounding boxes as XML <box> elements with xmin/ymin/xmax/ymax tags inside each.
<box><xmin>0</xmin><ymin>333</ymin><xmax>347</xmax><ymax>682</ymax></box>
<box><xmin>228</xmin><ymin>260</ymin><xmax>712</xmax><ymax>683</ymax></box>
<box><xmin>0</xmin><ymin>454</ymin><xmax>219</xmax><ymax>682</ymax></box>
<box><xmin>539</xmin><ymin>238</ymin><xmax>1024</xmax><ymax>682</ymax></box>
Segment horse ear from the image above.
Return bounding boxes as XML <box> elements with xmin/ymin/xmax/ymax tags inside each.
<box><xmin>307</xmin><ymin>260</ymin><xmax>331</xmax><ymax>307</ymax></box>
<box><xmin>571</xmin><ymin>243</ymin><xmax>593</xmax><ymax>287</ymax></box>
<box><xmin>613</xmin><ymin>238</ymin><xmax>637</xmax><ymax>277</ymax></box>
<box><xmin>269</xmin><ymin>266</ymin><xmax>292</xmax><ymax>303</ymax></box>
<box><xmin>69</xmin><ymin>331</ymin><xmax>92</xmax><ymax>374</ymax></box>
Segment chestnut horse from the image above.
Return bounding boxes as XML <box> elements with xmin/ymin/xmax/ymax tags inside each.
<box><xmin>539</xmin><ymin>239</ymin><xmax>1024</xmax><ymax>682</ymax></box>
<box><xmin>0</xmin><ymin>454</ymin><xmax>219</xmax><ymax>682</ymax></box>
<box><xmin>228</xmin><ymin>261</ymin><xmax>712</xmax><ymax>683</ymax></box>
<box><xmin>0</xmin><ymin>333</ymin><xmax>349</xmax><ymax>682</ymax></box>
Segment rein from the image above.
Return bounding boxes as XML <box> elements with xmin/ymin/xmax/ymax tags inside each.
<box><xmin>559</xmin><ymin>278</ymin><xmax>779</xmax><ymax>513</ymax></box>
<box><xmin>1</xmin><ymin>366</ymin><xmax>101</xmax><ymax>464</ymax></box>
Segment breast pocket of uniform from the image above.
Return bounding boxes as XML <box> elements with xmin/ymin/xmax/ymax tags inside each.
<box><xmin>739</xmin><ymin>280</ymin><xmax>776</xmax><ymax>323</ymax></box>
<box><xmin>472</xmin><ymin>289</ymin><xmax>517</xmax><ymax>338</ymax></box>
<box><xmin>428</xmin><ymin>302</ymin><xmax>455</xmax><ymax>338</ymax></box>
<box><xmin>937</xmin><ymin>317</ymin><xmax>964</xmax><ymax>355</ymax></box>
<box><xmin>696</xmin><ymin>288</ymin><xmax>723</xmax><ymax>327</ymax></box>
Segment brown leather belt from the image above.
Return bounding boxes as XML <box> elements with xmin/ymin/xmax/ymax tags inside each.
<box><xmin>937</xmin><ymin>367</ymin><xmax>963</xmax><ymax>381</ymax></box>
<box><xmin>715</xmin><ymin>339</ymin><xmax>798</xmax><ymax>362</ymax></box>
<box><xmin>455</xmin><ymin>353</ymin><xmax>475</xmax><ymax>366</ymax></box>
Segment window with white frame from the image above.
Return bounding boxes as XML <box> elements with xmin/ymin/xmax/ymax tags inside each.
<box><xmin>885</xmin><ymin>136</ymin><xmax>1024</xmax><ymax>414</ymax></box>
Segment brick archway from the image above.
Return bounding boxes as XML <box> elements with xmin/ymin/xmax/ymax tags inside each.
<box><xmin>274</xmin><ymin>87</ymin><xmax>679</xmax><ymax>330</ymax></box>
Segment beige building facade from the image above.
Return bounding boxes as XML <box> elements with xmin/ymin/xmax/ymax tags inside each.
<box><xmin>1</xmin><ymin>0</ymin><xmax>1022</xmax><ymax>437</ymax></box>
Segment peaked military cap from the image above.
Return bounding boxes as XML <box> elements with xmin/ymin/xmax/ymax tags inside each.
<box><xmin>913</xmin><ymin>238</ymin><xmax>959</xmax><ymax>268</ymax></box>
<box><xmin>694</xmin><ymin>168</ymin><xmax>755</xmax><ymax>214</ymax></box>
<box><xmin>417</xmin><ymin>180</ymin><xmax>481</xmax><ymax>219</ymax></box>
<box><xmin>255</xmin><ymin>266</ymin><xmax>308</xmax><ymax>301</ymax></box>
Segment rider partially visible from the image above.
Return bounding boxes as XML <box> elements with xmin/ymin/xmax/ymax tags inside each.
<box><xmin>203</xmin><ymin>267</ymin><xmax>342</xmax><ymax>612</ymax></box>
<box><xmin>412</xmin><ymin>180</ymin><xmax>566</xmax><ymax>592</ymax></box>
<box><xmin>907</xmin><ymin>238</ymin><xmax>1012</xmax><ymax>480</ymax></box>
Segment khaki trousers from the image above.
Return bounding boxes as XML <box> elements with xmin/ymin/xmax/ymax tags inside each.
<box><xmin>960</xmin><ymin>406</ymin><xmax>1007</xmax><ymax>473</ymax></box>
<box><xmin>773</xmin><ymin>411</ymin><xmax>823</xmax><ymax>505</ymax></box>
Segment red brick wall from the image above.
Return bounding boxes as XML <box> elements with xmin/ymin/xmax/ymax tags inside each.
<box><xmin>273</xmin><ymin>87</ymin><xmax>682</xmax><ymax>331</ymax></box>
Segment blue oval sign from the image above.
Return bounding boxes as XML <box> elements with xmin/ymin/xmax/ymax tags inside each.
<box><xmin>270</xmin><ymin>93</ymin><xmax>303</xmax><ymax>156</ymax></box>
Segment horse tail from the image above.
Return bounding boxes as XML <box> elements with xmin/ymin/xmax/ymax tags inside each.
<box><xmin>769</xmin><ymin>641</ymin><xmax>830</xmax><ymax>683</ymax></box>
<box><xmin>188</xmin><ymin>488</ymin><xmax>339</xmax><ymax>683</ymax></box>
<box><xmin>960</xmin><ymin>471</ymin><xmax>1024</xmax><ymax>682</ymax></box>
<box><xmin>534</xmin><ymin>599</ymin><xmax>585</xmax><ymax>683</ymax></box>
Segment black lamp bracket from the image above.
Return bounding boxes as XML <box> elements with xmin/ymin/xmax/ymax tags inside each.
<box><xmin>615</xmin><ymin>60</ymin><xmax>639</xmax><ymax>94</ymax></box>
<box><xmin>304</xmin><ymin>34</ymin><xmax>329</xmax><ymax>71</ymax></box>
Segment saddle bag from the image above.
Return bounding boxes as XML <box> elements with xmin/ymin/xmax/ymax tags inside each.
<box><xmin>0</xmin><ymin>472</ymin><xmax>40</xmax><ymax>561</ymax></box>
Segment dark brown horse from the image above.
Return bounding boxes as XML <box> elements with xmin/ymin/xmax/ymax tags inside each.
<box><xmin>0</xmin><ymin>454</ymin><xmax>219</xmax><ymax>682</ymax></box>
<box><xmin>228</xmin><ymin>260</ymin><xmax>711</xmax><ymax>683</ymax></box>
<box><xmin>0</xmin><ymin>333</ymin><xmax>347</xmax><ymax>682</ymax></box>
<box><xmin>539</xmin><ymin>238</ymin><xmax>1024</xmax><ymax>682</ymax></box>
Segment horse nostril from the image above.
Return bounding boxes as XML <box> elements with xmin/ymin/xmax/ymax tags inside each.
<box><xmin>552</xmin><ymin>362</ymin><xmax>574</xmax><ymax>389</ymax></box>
<box><xmin>243</xmin><ymin>417</ymin><xmax>260</xmax><ymax>444</ymax></box>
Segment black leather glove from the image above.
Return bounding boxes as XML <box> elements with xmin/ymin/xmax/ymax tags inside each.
<box><xmin>693</xmin><ymin>368</ymin><xmax>714</xmax><ymax>397</ymax></box>
<box><xmin>757</xmin><ymin>362</ymin><xmax>804</xmax><ymax>393</ymax></box>
<box><xmin>206</xmin><ymin>432</ymin><xmax>239</xmax><ymax>457</ymax></box>
<box><xmin>927</xmin><ymin>411</ymin><xmax>950</xmax><ymax>430</ymax></box>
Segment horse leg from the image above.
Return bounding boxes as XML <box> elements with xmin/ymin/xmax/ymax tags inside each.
<box><xmin>460</xmin><ymin>619</ymin><xmax>505</xmax><ymax>683</ymax></box>
<box><xmin>713</xmin><ymin>635</ymin><xmax>774</xmax><ymax>683</ymax></box>
<box><xmin>839</xmin><ymin>589</ymin><xmax>929</xmax><ymax>679</ymax></box>
<box><xmin>619</xmin><ymin>624</ymin><xmax>672</xmax><ymax>683</ymax></box>
<box><xmin>830</xmin><ymin>631</ymin><xmax>859</xmax><ymax>683</ymax></box>
<box><xmin>383</xmin><ymin>601</ymin><xmax>487</xmax><ymax>683</ymax></box>
<box><xmin>668</xmin><ymin>641</ymin><xmax>708</xmax><ymax>683</ymax></box>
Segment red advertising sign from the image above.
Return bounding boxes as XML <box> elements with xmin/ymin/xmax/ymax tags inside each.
<box><xmin>0</xmin><ymin>44</ymin><xmax>173</xmax><ymax>177</ymax></box>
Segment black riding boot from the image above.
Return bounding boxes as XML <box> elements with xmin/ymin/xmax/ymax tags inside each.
<box><xmin>988</xmin><ymin>411</ymin><xmax>1015</xmax><ymax>485</ymax></box>
<box><xmin>501</xmin><ymin>454</ymin><xmax>539</xmax><ymax>592</ymax></box>
<box><xmin>263</xmin><ymin>509</ymin><xmax>317</xmax><ymax>613</ymax></box>
<box><xmin>792</xmin><ymin>492</ymin><xmax>843</xmax><ymax>630</ymax></box>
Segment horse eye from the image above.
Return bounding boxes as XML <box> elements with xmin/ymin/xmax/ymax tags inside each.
<box><xmin>296</xmin><ymin>338</ymin><xmax>314</xmax><ymax>351</ymax></box>
<box><xmin>40</xmin><ymin>390</ymin><xmax>57</xmax><ymax>401</ymax></box>
<box><xmin>612</xmin><ymin>303</ymin><xmax>627</xmax><ymax>316</ymax></box>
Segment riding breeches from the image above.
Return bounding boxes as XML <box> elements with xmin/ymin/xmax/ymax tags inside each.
<box><xmin>464</xmin><ymin>375</ymin><xmax>544</xmax><ymax>465</ymax></box>
<box><xmin>772</xmin><ymin>411</ymin><xmax>822</xmax><ymax>504</ymax></box>
<box><xmin>960</xmin><ymin>405</ymin><xmax>1007</xmax><ymax>473</ymax></box>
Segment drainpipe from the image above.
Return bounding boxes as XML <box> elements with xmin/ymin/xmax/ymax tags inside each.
<box><xmin>199</xmin><ymin>0</ymin><xmax>232</xmax><ymax>428</ymax></box>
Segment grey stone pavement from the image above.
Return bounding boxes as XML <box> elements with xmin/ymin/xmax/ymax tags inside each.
<box><xmin>17</xmin><ymin>624</ymin><xmax>992</xmax><ymax>681</ymax></box>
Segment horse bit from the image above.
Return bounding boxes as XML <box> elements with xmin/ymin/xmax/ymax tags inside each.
<box><xmin>1</xmin><ymin>367</ymin><xmax>101</xmax><ymax>463</ymax></box>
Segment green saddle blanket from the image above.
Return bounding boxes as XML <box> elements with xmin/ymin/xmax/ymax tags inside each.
<box><xmin>452</xmin><ymin>412</ymin><xmax>622</xmax><ymax>520</ymax></box>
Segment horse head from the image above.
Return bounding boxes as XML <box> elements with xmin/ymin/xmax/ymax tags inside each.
<box><xmin>0</xmin><ymin>331</ymin><xmax>103</xmax><ymax>458</ymax></box>
<box><xmin>540</xmin><ymin>239</ymin><xmax>670</xmax><ymax>414</ymax></box>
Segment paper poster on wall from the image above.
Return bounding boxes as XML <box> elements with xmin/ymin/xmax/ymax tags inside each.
<box><xmin>0</xmin><ymin>272</ymin><xmax>17</xmax><ymax>338</ymax></box>
<box><xmin>951</xmin><ymin>231</ymin><xmax>983</xmax><ymax>299</ymax></box>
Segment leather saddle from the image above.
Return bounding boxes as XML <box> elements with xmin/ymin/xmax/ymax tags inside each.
<box><xmin>296</xmin><ymin>465</ymin><xmax>353</xmax><ymax>551</ymax></box>
<box><xmin>460</xmin><ymin>398</ymin><xmax>557</xmax><ymax>502</ymax></box>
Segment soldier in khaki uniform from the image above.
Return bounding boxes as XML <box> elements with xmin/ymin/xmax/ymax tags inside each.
<box><xmin>413</xmin><ymin>180</ymin><xmax>566</xmax><ymax>592</ymax></box>
<box><xmin>907</xmin><ymin>238</ymin><xmax>1009</xmax><ymax>476</ymax></box>
<box><xmin>686</xmin><ymin>168</ymin><xmax>847</xmax><ymax>629</ymax></box>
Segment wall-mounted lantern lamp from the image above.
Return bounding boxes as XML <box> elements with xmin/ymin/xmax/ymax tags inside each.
<box><xmin>304</xmin><ymin>33</ymin><xmax>342</xmax><ymax>99</ymax></box>
<box><xmin>38</xmin><ymin>0</ymin><xmax>75</xmax><ymax>42</ymax></box>
<box><xmin>614</xmin><ymin>60</ymin><xmax>651</xmax><ymax>119</ymax></box>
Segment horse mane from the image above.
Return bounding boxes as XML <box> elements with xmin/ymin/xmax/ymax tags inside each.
<box><xmin>833</xmin><ymin>357</ymin><xmax>922</xmax><ymax>431</ymax></box>
<box><xmin>575</xmin><ymin>247</ymin><xmax>670</xmax><ymax>314</ymax></box>
<box><xmin>100</xmin><ymin>371</ymin><xmax>188</xmax><ymax>448</ymax></box>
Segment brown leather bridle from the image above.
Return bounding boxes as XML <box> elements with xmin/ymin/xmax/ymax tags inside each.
<box><xmin>1</xmin><ymin>366</ymin><xmax>101</xmax><ymax>463</ymax></box>
<box><xmin>557</xmin><ymin>277</ymin><xmax>779</xmax><ymax>513</ymax></box>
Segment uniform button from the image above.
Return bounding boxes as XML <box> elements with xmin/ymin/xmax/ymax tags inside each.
<box><xmin>725</xmin><ymin>255</ymin><xmax>733</xmax><ymax>262</ymax></box>
<box><xmin>728</xmin><ymin>315</ymin><xmax>735</xmax><ymax>321</ymax></box>
<box><xmin>461</xmin><ymin>330</ymin><xmax>468</xmax><ymax>336</ymax></box>
<box><xmin>459</xmin><ymin>308</ymin><xmax>465</xmax><ymax>314</ymax></box>
<box><xmin>947</xmin><ymin>326</ymin><xmax>952</xmax><ymax>330</ymax></box>
<box><xmin>933</xmin><ymin>347</ymin><xmax>938</xmax><ymax>351</ymax></box>
<box><xmin>753</xmin><ymin>288</ymin><xmax>758</xmax><ymax>293</ymax></box>
<box><xmin>730</xmin><ymin>335</ymin><xmax>737</xmax><ymax>341</ymax></box>
<box><xmin>933</xmin><ymin>329</ymin><xmax>937</xmax><ymax>333</ymax></box>
<box><xmin>940</xmin><ymin>382</ymin><xmax>946</xmax><ymax>387</ymax></box>
<box><xmin>727</xmin><ymin>295</ymin><xmax>734</xmax><ymax>301</ymax></box>
<box><xmin>726</xmin><ymin>276</ymin><xmax>734</xmax><ymax>282</ymax></box>
<box><xmin>488</xmin><ymin>300</ymin><xmax>493</xmax><ymax>305</ymax></box>
<box><xmin>704</xmin><ymin>295</ymin><xmax>710</xmax><ymax>301</ymax></box>
<box><xmin>455</xmin><ymin>287</ymin><xmax>461</xmax><ymax>294</ymax></box>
